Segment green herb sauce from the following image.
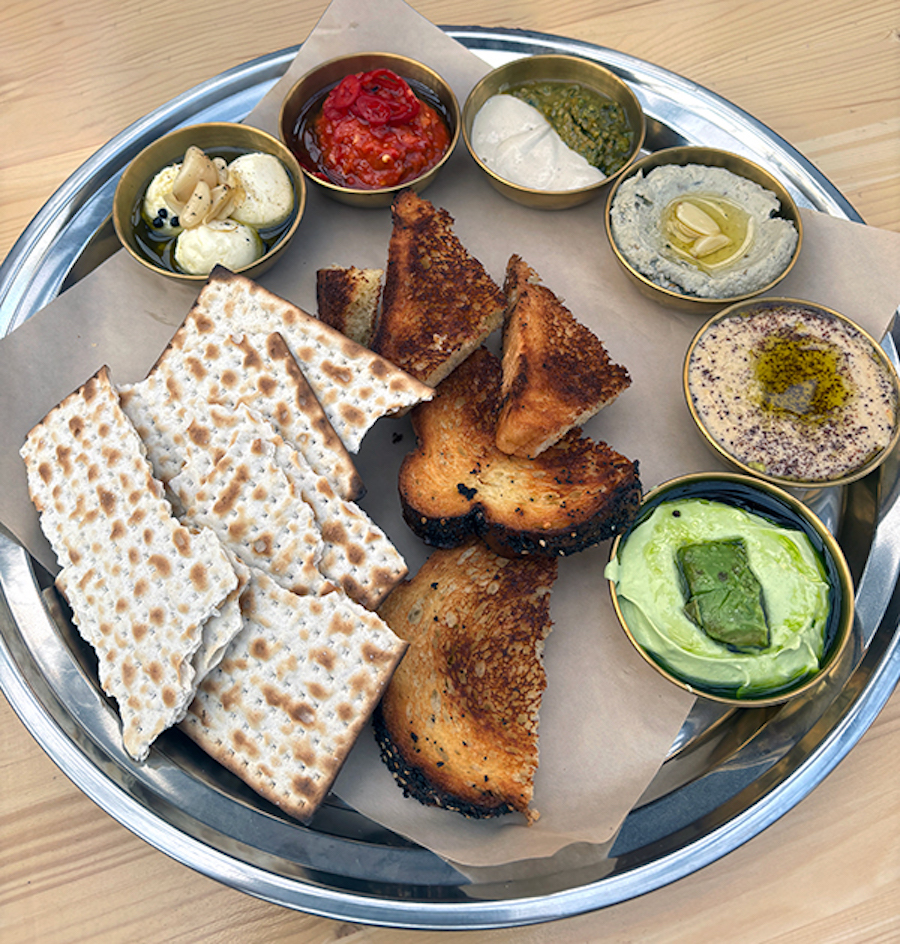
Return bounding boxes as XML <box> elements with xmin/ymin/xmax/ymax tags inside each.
<box><xmin>506</xmin><ymin>81</ymin><xmax>633</xmax><ymax>175</ymax></box>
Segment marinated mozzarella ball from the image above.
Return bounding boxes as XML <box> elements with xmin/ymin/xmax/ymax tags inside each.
<box><xmin>142</xmin><ymin>163</ymin><xmax>183</xmax><ymax>236</ymax></box>
<box><xmin>471</xmin><ymin>95</ymin><xmax>605</xmax><ymax>191</ymax></box>
<box><xmin>174</xmin><ymin>219</ymin><xmax>263</xmax><ymax>275</ymax></box>
<box><xmin>227</xmin><ymin>152</ymin><xmax>294</xmax><ymax>227</ymax></box>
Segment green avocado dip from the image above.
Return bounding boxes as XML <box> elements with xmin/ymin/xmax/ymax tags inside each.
<box><xmin>604</xmin><ymin>498</ymin><xmax>831</xmax><ymax>697</ymax></box>
<box><xmin>506</xmin><ymin>81</ymin><xmax>634</xmax><ymax>175</ymax></box>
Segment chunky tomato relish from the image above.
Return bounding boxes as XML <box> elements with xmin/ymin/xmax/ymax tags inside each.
<box><xmin>312</xmin><ymin>69</ymin><xmax>450</xmax><ymax>189</ymax></box>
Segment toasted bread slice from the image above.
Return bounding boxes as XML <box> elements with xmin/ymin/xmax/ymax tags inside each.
<box><xmin>497</xmin><ymin>255</ymin><xmax>632</xmax><ymax>458</ymax></box>
<box><xmin>370</xmin><ymin>191</ymin><xmax>507</xmax><ymax>386</ymax></box>
<box><xmin>399</xmin><ymin>347</ymin><xmax>642</xmax><ymax>558</ymax></box>
<box><xmin>316</xmin><ymin>266</ymin><xmax>382</xmax><ymax>347</ymax></box>
<box><xmin>375</xmin><ymin>539</ymin><xmax>557</xmax><ymax>823</ymax></box>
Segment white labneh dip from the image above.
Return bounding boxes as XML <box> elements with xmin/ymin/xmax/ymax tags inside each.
<box><xmin>471</xmin><ymin>94</ymin><xmax>605</xmax><ymax>191</ymax></box>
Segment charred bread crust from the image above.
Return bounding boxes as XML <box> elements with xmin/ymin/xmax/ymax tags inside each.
<box><xmin>374</xmin><ymin>539</ymin><xmax>557</xmax><ymax>823</ymax></box>
<box><xmin>372</xmin><ymin>705</ymin><xmax>518</xmax><ymax>820</ymax></box>
<box><xmin>400</xmin><ymin>459</ymin><xmax>641</xmax><ymax>557</ymax></box>
<box><xmin>315</xmin><ymin>266</ymin><xmax>382</xmax><ymax>347</ymax></box>
<box><xmin>398</xmin><ymin>347</ymin><xmax>642</xmax><ymax>558</ymax></box>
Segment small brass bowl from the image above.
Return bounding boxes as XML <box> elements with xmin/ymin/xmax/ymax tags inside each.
<box><xmin>607</xmin><ymin>472</ymin><xmax>854</xmax><ymax>707</ymax></box>
<box><xmin>113</xmin><ymin>122</ymin><xmax>305</xmax><ymax>283</ymax></box>
<box><xmin>279</xmin><ymin>53</ymin><xmax>460</xmax><ymax>208</ymax></box>
<box><xmin>605</xmin><ymin>146</ymin><xmax>802</xmax><ymax>313</ymax></box>
<box><xmin>684</xmin><ymin>297</ymin><xmax>900</xmax><ymax>489</ymax></box>
<box><xmin>462</xmin><ymin>54</ymin><xmax>645</xmax><ymax>210</ymax></box>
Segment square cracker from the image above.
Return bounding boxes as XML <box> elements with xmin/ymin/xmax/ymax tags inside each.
<box><xmin>129</xmin><ymin>381</ymin><xmax>407</xmax><ymax>610</ymax></box>
<box><xmin>122</xmin><ymin>324</ymin><xmax>363</xmax><ymax>502</ymax></box>
<box><xmin>190</xmin><ymin>268</ymin><xmax>433</xmax><ymax>452</ymax></box>
<box><xmin>20</xmin><ymin>367</ymin><xmax>238</xmax><ymax>761</ymax></box>
<box><xmin>169</xmin><ymin>404</ymin><xmax>328</xmax><ymax>598</ymax></box>
<box><xmin>180</xmin><ymin>569</ymin><xmax>408</xmax><ymax>823</ymax></box>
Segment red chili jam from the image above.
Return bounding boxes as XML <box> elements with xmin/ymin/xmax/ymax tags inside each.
<box><xmin>311</xmin><ymin>69</ymin><xmax>451</xmax><ymax>189</ymax></box>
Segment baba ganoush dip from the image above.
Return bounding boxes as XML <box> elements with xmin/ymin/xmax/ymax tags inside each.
<box><xmin>605</xmin><ymin>498</ymin><xmax>831</xmax><ymax>698</ymax></box>
<box><xmin>687</xmin><ymin>303</ymin><xmax>899</xmax><ymax>482</ymax></box>
<box><xmin>609</xmin><ymin>163</ymin><xmax>798</xmax><ymax>298</ymax></box>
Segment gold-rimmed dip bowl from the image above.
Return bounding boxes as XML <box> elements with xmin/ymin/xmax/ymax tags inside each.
<box><xmin>279</xmin><ymin>52</ymin><xmax>460</xmax><ymax>208</ymax></box>
<box><xmin>606</xmin><ymin>472</ymin><xmax>854</xmax><ymax>707</ymax></box>
<box><xmin>113</xmin><ymin>122</ymin><xmax>305</xmax><ymax>283</ymax></box>
<box><xmin>462</xmin><ymin>54</ymin><xmax>645</xmax><ymax>210</ymax></box>
<box><xmin>684</xmin><ymin>297</ymin><xmax>900</xmax><ymax>489</ymax></box>
<box><xmin>606</xmin><ymin>146</ymin><xmax>802</xmax><ymax>313</ymax></box>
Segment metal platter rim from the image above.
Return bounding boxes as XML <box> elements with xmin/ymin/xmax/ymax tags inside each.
<box><xmin>0</xmin><ymin>26</ymin><xmax>895</xmax><ymax>930</ymax></box>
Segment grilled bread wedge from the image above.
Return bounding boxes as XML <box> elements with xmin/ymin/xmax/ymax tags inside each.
<box><xmin>316</xmin><ymin>265</ymin><xmax>382</xmax><ymax>347</ymax></box>
<box><xmin>370</xmin><ymin>191</ymin><xmax>507</xmax><ymax>386</ymax></box>
<box><xmin>375</xmin><ymin>539</ymin><xmax>557</xmax><ymax>824</ymax></box>
<box><xmin>398</xmin><ymin>347</ymin><xmax>642</xmax><ymax>558</ymax></box>
<box><xmin>497</xmin><ymin>255</ymin><xmax>632</xmax><ymax>458</ymax></box>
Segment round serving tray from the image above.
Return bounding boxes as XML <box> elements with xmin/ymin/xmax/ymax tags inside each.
<box><xmin>2</xmin><ymin>27</ymin><xmax>900</xmax><ymax>931</ymax></box>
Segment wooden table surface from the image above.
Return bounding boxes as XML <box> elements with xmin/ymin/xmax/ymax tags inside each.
<box><xmin>2</xmin><ymin>1</ymin><xmax>899</xmax><ymax>941</ymax></box>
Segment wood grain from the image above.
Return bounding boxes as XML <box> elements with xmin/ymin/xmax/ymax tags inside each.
<box><xmin>2</xmin><ymin>1</ymin><xmax>899</xmax><ymax>941</ymax></box>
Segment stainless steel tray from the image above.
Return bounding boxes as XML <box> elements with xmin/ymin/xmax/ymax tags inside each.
<box><xmin>2</xmin><ymin>27</ymin><xmax>900</xmax><ymax>931</ymax></box>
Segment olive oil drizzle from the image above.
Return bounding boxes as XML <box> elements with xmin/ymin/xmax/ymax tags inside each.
<box><xmin>662</xmin><ymin>193</ymin><xmax>754</xmax><ymax>272</ymax></box>
<box><xmin>752</xmin><ymin>333</ymin><xmax>853</xmax><ymax>420</ymax></box>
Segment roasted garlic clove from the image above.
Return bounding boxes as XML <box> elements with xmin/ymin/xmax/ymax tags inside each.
<box><xmin>171</xmin><ymin>146</ymin><xmax>219</xmax><ymax>205</ymax></box>
<box><xmin>204</xmin><ymin>179</ymin><xmax>245</xmax><ymax>224</ymax></box>
<box><xmin>675</xmin><ymin>200</ymin><xmax>721</xmax><ymax>237</ymax></box>
<box><xmin>179</xmin><ymin>180</ymin><xmax>213</xmax><ymax>228</ymax></box>
<box><xmin>690</xmin><ymin>233</ymin><xmax>732</xmax><ymax>258</ymax></box>
<box><xmin>213</xmin><ymin>156</ymin><xmax>229</xmax><ymax>186</ymax></box>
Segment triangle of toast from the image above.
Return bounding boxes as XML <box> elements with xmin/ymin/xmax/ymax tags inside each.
<box><xmin>370</xmin><ymin>191</ymin><xmax>506</xmax><ymax>386</ymax></box>
<box><xmin>496</xmin><ymin>255</ymin><xmax>631</xmax><ymax>458</ymax></box>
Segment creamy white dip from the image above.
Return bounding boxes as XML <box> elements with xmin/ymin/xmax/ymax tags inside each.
<box><xmin>470</xmin><ymin>94</ymin><xmax>606</xmax><ymax>191</ymax></box>
<box><xmin>687</xmin><ymin>304</ymin><xmax>898</xmax><ymax>482</ymax></box>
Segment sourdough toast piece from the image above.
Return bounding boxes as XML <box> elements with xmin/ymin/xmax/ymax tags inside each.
<box><xmin>370</xmin><ymin>191</ymin><xmax>507</xmax><ymax>386</ymax></box>
<box><xmin>181</xmin><ymin>569</ymin><xmax>408</xmax><ymax>824</ymax></box>
<box><xmin>399</xmin><ymin>347</ymin><xmax>642</xmax><ymax>558</ymax></box>
<box><xmin>20</xmin><ymin>367</ymin><xmax>238</xmax><ymax>761</ymax></box>
<box><xmin>316</xmin><ymin>265</ymin><xmax>383</xmax><ymax>347</ymax></box>
<box><xmin>374</xmin><ymin>539</ymin><xmax>557</xmax><ymax>824</ymax></box>
<box><xmin>192</xmin><ymin>268</ymin><xmax>433</xmax><ymax>452</ymax></box>
<box><xmin>497</xmin><ymin>255</ymin><xmax>632</xmax><ymax>458</ymax></box>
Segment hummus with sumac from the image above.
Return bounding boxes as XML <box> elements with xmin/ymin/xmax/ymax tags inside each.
<box><xmin>687</xmin><ymin>302</ymin><xmax>898</xmax><ymax>482</ymax></box>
